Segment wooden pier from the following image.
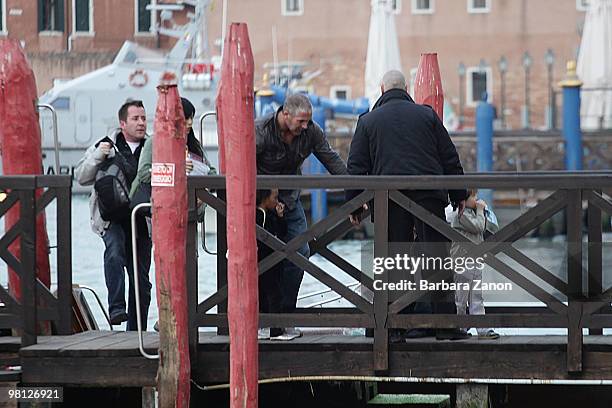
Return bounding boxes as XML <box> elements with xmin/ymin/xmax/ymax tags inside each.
<box><xmin>0</xmin><ymin>173</ymin><xmax>612</xmax><ymax>406</ymax></box>
<box><xmin>12</xmin><ymin>330</ymin><xmax>612</xmax><ymax>387</ymax></box>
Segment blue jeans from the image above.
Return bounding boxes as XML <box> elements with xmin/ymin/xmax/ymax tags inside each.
<box><xmin>102</xmin><ymin>219</ymin><xmax>152</xmax><ymax>331</ymax></box>
<box><xmin>280</xmin><ymin>199</ymin><xmax>310</xmax><ymax>313</ymax></box>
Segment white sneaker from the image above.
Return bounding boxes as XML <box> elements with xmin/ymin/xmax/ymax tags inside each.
<box><xmin>257</xmin><ymin>328</ymin><xmax>270</xmax><ymax>340</ymax></box>
<box><xmin>271</xmin><ymin>327</ymin><xmax>302</xmax><ymax>341</ymax></box>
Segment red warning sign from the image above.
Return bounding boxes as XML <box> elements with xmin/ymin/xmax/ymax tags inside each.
<box><xmin>151</xmin><ymin>163</ymin><xmax>175</xmax><ymax>187</ymax></box>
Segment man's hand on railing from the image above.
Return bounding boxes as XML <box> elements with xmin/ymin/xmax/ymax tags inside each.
<box><xmin>349</xmin><ymin>203</ymin><xmax>369</xmax><ymax>226</ymax></box>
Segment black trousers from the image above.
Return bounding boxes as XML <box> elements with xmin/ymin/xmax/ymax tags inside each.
<box><xmin>387</xmin><ymin>196</ymin><xmax>455</xmax><ymax>315</ymax></box>
<box><xmin>259</xmin><ymin>264</ymin><xmax>283</xmax><ymax>314</ymax></box>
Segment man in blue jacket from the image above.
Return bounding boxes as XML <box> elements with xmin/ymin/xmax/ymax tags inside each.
<box><xmin>347</xmin><ymin>70</ymin><xmax>468</xmax><ymax>341</ymax></box>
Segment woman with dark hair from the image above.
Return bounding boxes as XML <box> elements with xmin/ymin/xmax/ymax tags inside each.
<box><xmin>129</xmin><ymin>97</ymin><xmax>215</xmax><ymax>198</ymax></box>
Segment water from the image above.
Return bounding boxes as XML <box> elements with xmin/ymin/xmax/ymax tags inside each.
<box><xmin>3</xmin><ymin>195</ymin><xmax>611</xmax><ymax>336</ymax></box>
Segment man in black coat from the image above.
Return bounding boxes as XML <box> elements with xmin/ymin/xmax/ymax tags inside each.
<box><xmin>347</xmin><ymin>70</ymin><xmax>468</xmax><ymax>341</ymax></box>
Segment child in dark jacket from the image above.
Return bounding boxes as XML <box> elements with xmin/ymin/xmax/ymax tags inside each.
<box><xmin>256</xmin><ymin>189</ymin><xmax>287</xmax><ymax>340</ymax></box>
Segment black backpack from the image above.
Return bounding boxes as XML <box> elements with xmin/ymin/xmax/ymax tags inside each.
<box><xmin>94</xmin><ymin>142</ymin><xmax>134</xmax><ymax>221</ymax></box>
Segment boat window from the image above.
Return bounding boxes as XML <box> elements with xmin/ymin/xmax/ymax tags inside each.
<box><xmin>51</xmin><ymin>97</ymin><xmax>70</xmax><ymax>110</ymax></box>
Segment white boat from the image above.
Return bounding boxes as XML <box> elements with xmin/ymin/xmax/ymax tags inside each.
<box><xmin>38</xmin><ymin>0</ymin><xmax>220</xmax><ymax>192</ymax></box>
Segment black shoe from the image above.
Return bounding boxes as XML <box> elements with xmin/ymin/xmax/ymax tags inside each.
<box><xmin>404</xmin><ymin>328</ymin><xmax>434</xmax><ymax>339</ymax></box>
<box><xmin>436</xmin><ymin>329</ymin><xmax>470</xmax><ymax>340</ymax></box>
<box><xmin>110</xmin><ymin>312</ymin><xmax>128</xmax><ymax>325</ymax></box>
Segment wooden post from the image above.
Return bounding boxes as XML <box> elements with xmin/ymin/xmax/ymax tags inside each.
<box><xmin>587</xmin><ymin>189</ymin><xmax>603</xmax><ymax>335</ymax></box>
<box><xmin>152</xmin><ymin>73</ymin><xmax>190</xmax><ymax>408</ymax></box>
<box><xmin>0</xmin><ymin>39</ymin><xmax>52</xmax><ymax>301</ymax></box>
<box><xmin>456</xmin><ymin>384</ymin><xmax>488</xmax><ymax>408</ymax></box>
<box><xmin>216</xmin><ymin>23</ymin><xmax>258</xmax><ymax>408</ymax></box>
<box><xmin>413</xmin><ymin>53</ymin><xmax>445</xmax><ymax>121</ymax></box>
<box><xmin>373</xmin><ymin>190</ymin><xmax>389</xmax><ymax>373</ymax></box>
<box><xmin>566</xmin><ymin>189</ymin><xmax>583</xmax><ymax>372</ymax></box>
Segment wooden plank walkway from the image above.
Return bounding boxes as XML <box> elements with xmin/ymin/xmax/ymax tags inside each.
<box><xmin>14</xmin><ymin>331</ymin><xmax>612</xmax><ymax>387</ymax></box>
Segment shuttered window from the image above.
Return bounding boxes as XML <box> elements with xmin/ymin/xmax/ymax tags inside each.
<box><xmin>0</xmin><ymin>0</ymin><xmax>4</xmax><ymax>32</ymax></box>
<box><xmin>38</xmin><ymin>0</ymin><xmax>64</xmax><ymax>32</ymax></box>
<box><xmin>137</xmin><ymin>0</ymin><xmax>151</xmax><ymax>32</ymax></box>
<box><xmin>75</xmin><ymin>0</ymin><xmax>90</xmax><ymax>32</ymax></box>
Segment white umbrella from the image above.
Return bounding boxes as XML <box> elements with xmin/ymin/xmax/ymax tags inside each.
<box><xmin>577</xmin><ymin>0</ymin><xmax>612</xmax><ymax>129</ymax></box>
<box><xmin>364</xmin><ymin>0</ymin><xmax>402</xmax><ymax>108</ymax></box>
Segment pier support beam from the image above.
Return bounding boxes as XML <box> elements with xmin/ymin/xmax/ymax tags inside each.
<box><xmin>217</xmin><ymin>23</ymin><xmax>258</xmax><ymax>408</ymax></box>
<box><xmin>152</xmin><ymin>74</ymin><xmax>190</xmax><ymax>408</ymax></box>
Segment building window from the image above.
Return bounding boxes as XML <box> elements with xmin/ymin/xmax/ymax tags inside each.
<box><xmin>466</xmin><ymin>66</ymin><xmax>493</xmax><ymax>106</ymax></box>
<box><xmin>576</xmin><ymin>0</ymin><xmax>589</xmax><ymax>11</ymax></box>
<box><xmin>391</xmin><ymin>0</ymin><xmax>402</xmax><ymax>14</ymax></box>
<box><xmin>38</xmin><ymin>0</ymin><xmax>65</xmax><ymax>32</ymax></box>
<box><xmin>411</xmin><ymin>0</ymin><xmax>434</xmax><ymax>14</ymax></box>
<box><xmin>136</xmin><ymin>0</ymin><xmax>152</xmax><ymax>33</ymax></box>
<box><xmin>73</xmin><ymin>0</ymin><xmax>93</xmax><ymax>33</ymax></box>
<box><xmin>282</xmin><ymin>0</ymin><xmax>304</xmax><ymax>16</ymax></box>
<box><xmin>468</xmin><ymin>0</ymin><xmax>490</xmax><ymax>13</ymax></box>
<box><xmin>330</xmin><ymin>85</ymin><xmax>351</xmax><ymax>100</ymax></box>
<box><xmin>0</xmin><ymin>0</ymin><xmax>6</xmax><ymax>33</ymax></box>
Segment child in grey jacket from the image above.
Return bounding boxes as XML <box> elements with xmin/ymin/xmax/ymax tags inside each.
<box><xmin>449</xmin><ymin>189</ymin><xmax>500</xmax><ymax>339</ymax></box>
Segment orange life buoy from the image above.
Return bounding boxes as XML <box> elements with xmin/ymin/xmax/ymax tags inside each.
<box><xmin>129</xmin><ymin>69</ymin><xmax>148</xmax><ymax>87</ymax></box>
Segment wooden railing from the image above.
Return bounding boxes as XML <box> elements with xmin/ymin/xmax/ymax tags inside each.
<box><xmin>187</xmin><ymin>172</ymin><xmax>612</xmax><ymax>373</ymax></box>
<box><xmin>0</xmin><ymin>175</ymin><xmax>72</xmax><ymax>346</ymax></box>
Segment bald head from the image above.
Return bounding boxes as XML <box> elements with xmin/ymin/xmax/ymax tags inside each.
<box><xmin>381</xmin><ymin>70</ymin><xmax>407</xmax><ymax>93</ymax></box>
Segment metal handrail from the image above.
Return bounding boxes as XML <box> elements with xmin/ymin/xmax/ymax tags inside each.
<box><xmin>131</xmin><ymin>203</ymin><xmax>159</xmax><ymax>360</ymax></box>
<box><xmin>77</xmin><ymin>285</ymin><xmax>114</xmax><ymax>330</ymax></box>
<box><xmin>198</xmin><ymin>111</ymin><xmax>218</xmax><ymax>255</ymax></box>
<box><xmin>197</xmin><ymin>111</ymin><xmax>217</xmax><ymax>169</ymax></box>
<box><xmin>200</xmin><ymin>211</ymin><xmax>217</xmax><ymax>255</ymax></box>
<box><xmin>37</xmin><ymin>104</ymin><xmax>60</xmax><ymax>172</ymax></box>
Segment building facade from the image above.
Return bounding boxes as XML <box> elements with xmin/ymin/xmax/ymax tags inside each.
<box><xmin>206</xmin><ymin>0</ymin><xmax>590</xmax><ymax>129</ymax></box>
<box><xmin>0</xmin><ymin>0</ymin><xmax>590</xmax><ymax>129</ymax></box>
<box><xmin>0</xmin><ymin>0</ymin><xmax>184</xmax><ymax>94</ymax></box>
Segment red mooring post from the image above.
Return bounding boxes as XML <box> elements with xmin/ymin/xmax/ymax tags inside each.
<box><xmin>0</xmin><ymin>39</ymin><xmax>52</xmax><ymax>300</ymax></box>
<box><xmin>413</xmin><ymin>53</ymin><xmax>445</xmax><ymax>121</ymax></box>
<box><xmin>152</xmin><ymin>73</ymin><xmax>190</xmax><ymax>408</ymax></box>
<box><xmin>216</xmin><ymin>23</ymin><xmax>258</xmax><ymax>408</ymax></box>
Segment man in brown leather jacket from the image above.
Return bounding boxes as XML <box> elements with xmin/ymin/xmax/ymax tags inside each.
<box><xmin>255</xmin><ymin>93</ymin><xmax>347</xmax><ymax>338</ymax></box>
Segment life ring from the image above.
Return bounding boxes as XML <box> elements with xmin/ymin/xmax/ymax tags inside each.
<box><xmin>129</xmin><ymin>69</ymin><xmax>148</xmax><ymax>87</ymax></box>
